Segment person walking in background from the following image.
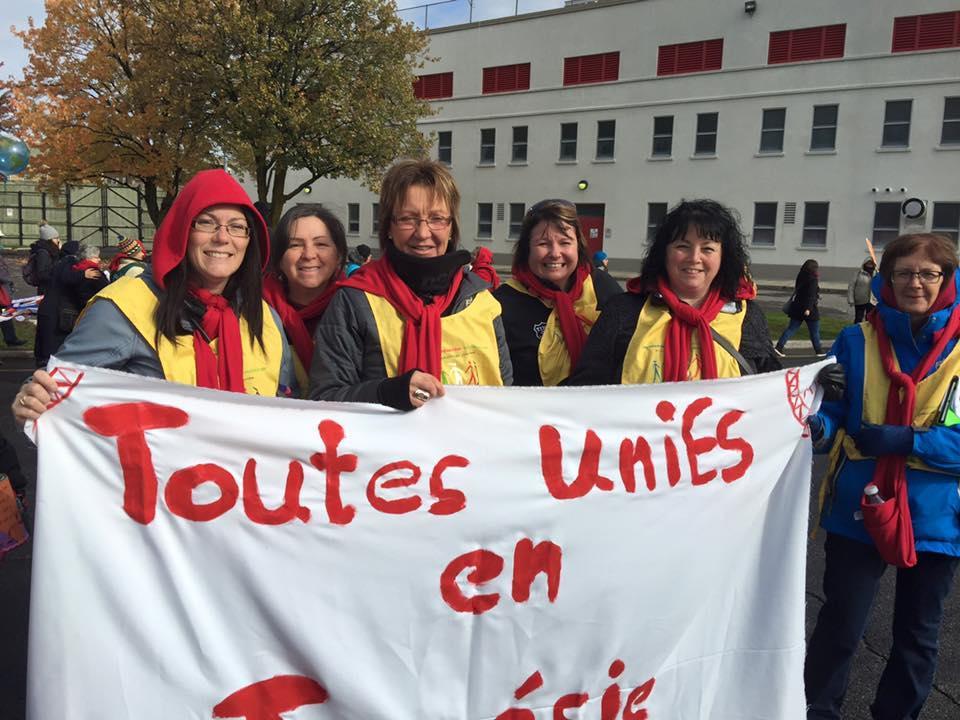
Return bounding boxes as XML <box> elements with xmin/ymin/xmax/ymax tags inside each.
<box><xmin>470</xmin><ymin>246</ymin><xmax>501</xmax><ymax>289</ymax></box>
<box><xmin>345</xmin><ymin>243</ymin><xmax>371</xmax><ymax>277</ymax></box>
<box><xmin>109</xmin><ymin>237</ymin><xmax>148</xmax><ymax>280</ymax></box>
<box><xmin>0</xmin><ymin>253</ymin><xmax>25</xmax><ymax>347</ymax></box>
<box><xmin>30</xmin><ymin>224</ymin><xmax>63</xmax><ymax>367</ymax></box>
<box><xmin>592</xmin><ymin>250</ymin><xmax>609</xmax><ymax>272</ymax></box>
<box><xmin>775</xmin><ymin>258</ymin><xmax>825</xmax><ymax>357</ymax></box>
<box><xmin>847</xmin><ymin>258</ymin><xmax>876</xmax><ymax>323</ymax></box>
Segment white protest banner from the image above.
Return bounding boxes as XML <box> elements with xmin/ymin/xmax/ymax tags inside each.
<box><xmin>27</xmin><ymin>359</ymin><xmax>826</xmax><ymax>720</ymax></box>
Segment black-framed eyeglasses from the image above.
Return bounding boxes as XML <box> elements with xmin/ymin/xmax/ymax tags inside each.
<box><xmin>192</xmin><ymin>218</ymin><xmax>250</xmax><ymax>238</ymax></box>
<box><xmin>392</xmin><ymin>215</ymin><xmax>453</xmax><ymax>231</ymax></box>
<box><xmin>527</xmin><ymin>198</ymin><xmax>577</xmax><ymax>216</ymax></box>
<box><xmin>891</xmin><ymin>269</ymin><xmax>944</xmax><ymax>285</ymax></box>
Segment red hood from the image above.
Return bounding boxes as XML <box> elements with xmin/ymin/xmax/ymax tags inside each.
<box><xmin>151</xmin><ymin>169</ymin><xmax>269</xmax><ymax>289</ymax></box>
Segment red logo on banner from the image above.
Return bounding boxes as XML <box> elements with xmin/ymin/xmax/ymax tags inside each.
<box><xmin>213</xmin><ymin>675</ymin><xmax>328</xmax><ymax>720</ymax></box>
<box><xmin>785</xmin><ymin>368</ymin><xmax>815</xmax><ymax>431</ymax></box>
<box><xmin>45</xmin><ymin>366</ymin><xmax>85</xmax><ymax>411</ymax></box>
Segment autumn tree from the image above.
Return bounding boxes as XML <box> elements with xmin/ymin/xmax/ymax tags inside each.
<box><xmin>0</xmin><ymin>64</ymin><xmax>16</xmax><ymax>134</ymax></box>
<box><xmin>15</xmin><ymin>0</ymin><xmax>431</xmax><ymax>227</ymax></box>
<box><xmin>150</xmin><ymin>0</ymin><xmax>431</xmax><ymax>226</ymax></box>
<box><xmin>13</xmin><ymin>1</ymin><xmax>218</xmax><ymax>224</ymax></box>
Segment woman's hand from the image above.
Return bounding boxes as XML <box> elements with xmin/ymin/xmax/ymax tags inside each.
<box><xmin>408</xmin><ymin>370</ymin><xmax>445</xmax><ymax>409</ymax></box>
<box><xmin>12</xmin><ymin>370</ymin><xmax>59</xmax><ymax>426</ymax></box>
<box><xmin>83</xmin><ymin>268</ymin><xmax>103</xmax><ymax>280</ymax></box>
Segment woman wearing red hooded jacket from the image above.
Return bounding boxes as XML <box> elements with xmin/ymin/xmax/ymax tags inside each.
<box><xmin>13</xmin><ymin>169</ymin><xmax>295</xmax><ymax>423</ymax></box>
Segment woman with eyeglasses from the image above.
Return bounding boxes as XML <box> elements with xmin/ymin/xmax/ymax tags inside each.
<box><xmin>568</xmin><ymin>199</ymin><xmax>780</xmax><ymax>385</ymax></box>
<box><xmin>493</xmin><ymin>199</ymin><xmax>622</xmax><ymax>386</ymax></box>
<box><xmin>804</xmin><ymin>233</ymin><xmax>960</xmax><ymax>720</ymax></box>
<box><xmin>263</xmin><ymin>204</ymin><xmax>347</xmax><ymax>394</ymax></box>
<box><xmin>13</xmin><ymin>169</ymin><xmax>295</xmax><ymax>424</ymax></box>
<box><xmin>309</xmin><ymin>159</ymin><xmax>512</xmax><ymax>408</ymax></box>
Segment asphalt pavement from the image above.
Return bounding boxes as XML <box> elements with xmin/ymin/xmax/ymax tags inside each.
<box><xmin>0</xmin><ymin>322</ymin><xmax>958</xmax><ymax>718</ymax></box>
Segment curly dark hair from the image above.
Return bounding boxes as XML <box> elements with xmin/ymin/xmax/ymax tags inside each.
<box><xmin>639</xmin><ymin>199</ymin><xmax>750</xmax><ymax>300</ymax></box>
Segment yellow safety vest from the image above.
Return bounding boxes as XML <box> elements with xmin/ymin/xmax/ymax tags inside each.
<box><xmin>91</xmin><ymin>277</ymin><xmax>284</xmax><ymax>396</ymax></box>
<box><xmin>504</xmin><ymin>275</ymin><xmax>602</xmax><ymax>386</ymax></box>
<box><xmin>621</xmin><ymin>296</ymin><xmax>747</xmax><ymax>384</ymax></box>
<box><xmin>365</xmin><ymin>290</ymin><xmax>505</xmax><ymax>386</ymax></box>
<box><xmin>831</xmin><ymin>322</ymin><xmax>960</xmax><ymax>471</ymax></box>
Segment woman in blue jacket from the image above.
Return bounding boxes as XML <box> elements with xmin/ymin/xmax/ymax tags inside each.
<box><xmin>805</xmin><ymin>233</ymin><xmax>960</xmax><ymax>720</ymax></box>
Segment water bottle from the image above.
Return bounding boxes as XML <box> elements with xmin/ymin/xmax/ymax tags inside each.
<box><xmin>864</xmin><ymin>484</ymin><xmax>885</xmax><ymax>505</ymax></box>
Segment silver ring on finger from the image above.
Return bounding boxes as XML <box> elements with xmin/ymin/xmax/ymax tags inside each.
<box><xmin>18</xmin><ymin>395</ymin><xmax>27</xmax><ymax>407</ymax></box>
<box><xmin>413</xmin><ymin>389</ymin><xmax>430</xmax><ymax>402</ymax></box>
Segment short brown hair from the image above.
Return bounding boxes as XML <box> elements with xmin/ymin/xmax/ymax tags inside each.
<box><xmin>878</xmin><ymin>233</ymin><xmax>958</xmax><ymax>283</ymax></box>
<box><xmin>512</xmin><ymin>199</ymin><xmax>591</xmax><ymax>273</ymax></box>
<box><xmin>377</xmin><ymin>159</ymin><xmax>461</xmax><ymax>253</ymax></box>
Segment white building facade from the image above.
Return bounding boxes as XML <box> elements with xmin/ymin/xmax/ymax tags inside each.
<box><xmin>284</xmin><ymin>0</ymin><xmax>960</xmax><ymax>282</ymax></box>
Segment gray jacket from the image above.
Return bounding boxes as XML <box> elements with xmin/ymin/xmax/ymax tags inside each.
<box><xmin>56</xmin><ymin>271</ymin><xmax>295</xmax><ymax>392</ymax></box>
<box><xmin>309</xmin><ymin>272</ymin><xmax>513</xmax><ymax>403</ymax></box>
<box><xmin>847</xmin><ymin>268</ymin><xmax>874</xmax><ymax>306</ymax></box>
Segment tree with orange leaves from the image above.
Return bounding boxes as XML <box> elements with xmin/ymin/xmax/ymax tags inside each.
<box><xmin>14</xmin><ymin>0</ymin><xmax>431</xmax><ymax>227</ymax></box>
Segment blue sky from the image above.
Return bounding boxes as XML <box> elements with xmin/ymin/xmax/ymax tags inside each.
<box><xmin>0</xmin><ymin>1</ymin><xmax>563</xmax><ymax>81</ymax></box>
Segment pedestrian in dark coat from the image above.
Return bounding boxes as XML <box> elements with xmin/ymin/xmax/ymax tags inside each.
<box><xmin>775</xmin><ymin>259</ymin><xmax>825</xmax><ymax>356</ymax></box>
<box><xmin>31</xmin><ymin>225</ymin><xmax>63</xmax><ymax>366</ymax></box>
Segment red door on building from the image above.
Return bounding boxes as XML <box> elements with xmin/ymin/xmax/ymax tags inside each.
<box><xmin>576</xmin><ymin>203</ymin><xmax>605</xmax><ymax>255</ymax></box>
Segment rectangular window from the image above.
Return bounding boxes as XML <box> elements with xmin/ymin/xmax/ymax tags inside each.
<box><xmin>802</xmin><ymin>202</ymin><xmax>829</xmax><ymax>247</ymax></box>
<box><xmin>941</xmin><ymin>97</ymin><xmax>960</xmax><ymax>145</ymax></box>
<box><xmin>596</xmin><ymin>120</ymin><xmax>616</xmax><ymax>160</ymax></box>
<box><xmin>752</xmin><ymin>202</ymin><xmax>777</xmax><ymax>246</ymax></box>
<box><xmin>563</xmin><ymin>52</ymin><xmax>619</xmax><ymax>86</ymax></box>
<box><xmin>872</xmin><ymin>202</ymin><xmax>901</xmax><ymax>248</ymax></box>
<box><xmin>509</xmin><ymin>203</ymin><xmax>525</xmax><ymax>239</ymax></box>
<box><xmin>477</xmin><ymin>203</ymin><xmax>493</xmax><ymax>239</ymax></box>
<box><xmin>695</xmin><ymin>112</ymin><xmax>718</xmax><ymax>155</ymax></box>
<box><xmin>651</xmin><ymin>116</ymin><xmax>673</xmax><ymax>157</ymax></box>
<box><xmin>372</xmin><ymin>203</ymin><xmax>380</xmax><ymax>234</ymax></box>
<box><xmin>810</xmin><ymin>104</ymin><xmax>838</xmax><ymax>150</ymax></box>
<box><xmin>437</xmin><ymin>131</ymin><xmax>452</xmax><ymax>165</ymax></box>
<box><xmin>559</xmin><ymin>122</ymin><xmax>578</xmax><ymax>161</ymax></box>
<box><xmin>647</xmin><ymin>202</ymin><xmax>668</xmax><ymax>242</ymax></box>
<box><xmin>511</xmin><ymin>126</ymin><xmax>528</xmax><ymax>163</ymax></box>
<box><xmin>657</xmin><ymin>39</ymin><xmax>723</xmax><ymax>76</ymax></box>
<box><xmin>759</xmin><ymin>108</ymin><xmax>786</xmax><ymax>152</ymax></box>
<box><xmin>882</xmin><ymin>99</ymin><xmax>912</xmax><ymax>147</ymax></box>
<box><xmin>482</xmin><ymin>63</ymin><xmax>531</xmax><ymax>94</ymax></box>
<box><xmin>768</xmin><ymin>24</ymin><xmax>846</xmax><ymax>64</ymax></box>
<box><xmin>892</xmin><ymin>11</ymin><xmax>960</xmax><ymax>53</ymax></box>
<box><xmin>347</xmin><ymin>203</ymin><xmax>360</xmax><ymax>235</ymax></box>
<box><xmin>414</xmin><ymin>72</ymin><xmax>453</xmax><ymax>100</ymax></box>
<box><xmin>932</xmin><ymin>202</ymin><xmax>960</xmax><ymax>243</ymax></box>
<box><xmin>479</xmin><ymin>128</ymin><xmax>496</xmax><ymax>165</ymax></box>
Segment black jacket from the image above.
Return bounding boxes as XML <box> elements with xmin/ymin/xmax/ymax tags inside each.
<box><xmin>29</xmin><ymin>239</ymin><xmax>60</xmax><ymax>295</ymax></box>
<box><xmin>787</xmin><ymin>268</ymin><xmax>820</xmax><ymax>321</ymax></box>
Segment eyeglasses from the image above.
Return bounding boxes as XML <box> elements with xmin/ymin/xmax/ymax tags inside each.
<box><xmin>527</xmin><ymin>198</ymin><xmax>577</xmax><ymax>215</ymax></box>
<box><xmin>191</xmin><ymin>218</ymin><xmax>250</xmax><ymax>238</ymax></box>
<box><xmin>891</xmin><ymin>269</ymin><xmax>944</xmax><ymax>285</ymax></box>
<box><xmin>392</xmin><ymin>215</ymin><xmax>452</xmax><ymax>231</ymax></box>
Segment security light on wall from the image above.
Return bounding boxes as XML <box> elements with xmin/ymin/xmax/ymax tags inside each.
<box><xmin>302</xmin><ymin>187</ymin><xmax>312</xmax><ymax>194</ymax></box>
<box><xmin>577</xmin><ymin>179</ymin><xmax>589</xmax><ymax>191</ymax></box>
<box><xmin>744</xmin><ymin>1</ymin><xmax>757</xmax><ymax>15</ymax></box>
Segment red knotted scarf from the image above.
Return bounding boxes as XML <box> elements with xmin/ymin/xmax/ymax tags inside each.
<box><xmin>512</xmin><ymin>264</ymin><xmax>592</xmax><ymax>370</ymax></box>
<box><xmin>864</xmin><ymin>279</ymin><xmax>960</xmax><ymax>567</ymax></box>
<box><xmin>626</xmin><ymin>276</ymin><xmax>756</xmax><ymax>382</ymax></box>
<box><xmin>72</xmin><ymin>259</ymin><xmax>101</xmax><ymax>273</ymax></box>
<box><xmin>190</xmin><ymin>288</ymin><xmax>246</xmax><ymax>392</ymax></box>
<box><xmin>261</xmin><ymin>272</ymin><xmax>342</xmax><ymax>370</ymax></box>
<box><xmin>341</xmin><ymin>257</ymin><xmax>463</xmax><ymax>378</ymax></box>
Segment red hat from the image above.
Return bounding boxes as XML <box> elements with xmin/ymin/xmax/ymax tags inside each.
<box><xmin>151</xmin><ymin>169</ymin><xmax>269</xmax><ymax>289</ymax></box>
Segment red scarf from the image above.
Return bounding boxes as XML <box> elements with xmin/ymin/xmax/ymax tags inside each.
<box><xmin>341</xmin><ymin>256</ymin><xmax>463</xmax><ymax>378</ymax></box>
<box><xmin>0</xmin><ymin>285</ymin><xmax>11</xmax><ymax>308</ymax></box>
<box><xmin>109</xmin><ymin>253</ymin><xmax>139</xmax><ymax>274</ymax></box>
<box><xmin>262</xmin><ymin>272</ymin><xmax>342</xmax><ymax>370</ymax></box>
<box><xmin>865</xmin><ymin>279</ymin><xmax>960</xmax><ymax>567</ymax></box>
<box><xmin>472</xmin><ymin>247</ymin><xmax>501</xmax><ymax>289</ymax></box>
<box><xmin>191</xmin><ymin>288</ymin><xmax>245</xmax><ymax>393</ymax></box>
<box><xmin>513</xmin><ymin>264</ymin><xmax>592</xmax><ymax>370</ymax></box>
<box><xmin>72</xmin><ymin>259</ymin><xmax>101</xmax><ymax>273</ymax></box>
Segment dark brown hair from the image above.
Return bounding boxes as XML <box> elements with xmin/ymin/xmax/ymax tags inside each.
<box><xmin>270</xmin><ymin>204</ymin><xmax>347</xmax><ymax>277</ymax></box>
<box><xmin>512</xmin><ymin>199</ymin><xmax>591</xmax><ymax>273</ymax></box>
<box><xmin>377</xmin><ymin>159</ymin><xmax>460</xmax><ymax>252</ymax></box>
<box><xmin>878</xmin><ymin>233</ymin><xmax>958</xmax><ymax>283</ymax></box>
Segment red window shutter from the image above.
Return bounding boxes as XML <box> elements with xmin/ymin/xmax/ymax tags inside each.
<box><xmin>414</xmin><ymin>72</ymin><xmax>452</xmax><ymax>100</ymax></box>
<box><xmin>602</xmin><ymin>52</ymin><xmax>620</xmax><ymax>81</ymax></box>
<box><xmin>563</xmin><ymin>57</ymin><xmax>579</xmax><ymax>85</ymax></box>
<box><xmin>580</xmin><ymin>54</ymin><xmax>603</xmax><ymax>83</ymax></box>
<box><xmin>482</xmin><ymin>67</ymin><xmax>495</xmax><ymax>94</ymax></box>
<box><xmin>917</xmin><ymin>11</ymin><xmax>958</xmax><ymax>49</ymax></box>
<box><xmin>413</xmin><ymin>77</ymin><xmax>425</xmax><ymax>99</ymax></box>
<box><xmin>768</xmin><ymin>31</ymin><xmax>790</xmax><ymax>63</ymax></box>
<box><xmin>823</xmin><ymin>25</ymin><xmax>846</xmax><ymax>58</ymax></box>
<box><xmin>892</xmin><ymin>16</ymin><xmax>919</xmax><ymax>52</ymax></box>
<box><xmin>791</xmin><ymin>27</ymin><xmax>824</xmax><ymax>61</ymax></box>
<box><xmin>518</xmin><ymin>63</ymin><xmax>530</xmax><ymax>89</ymax></box>
<box><xmin>441</xmin><ymin>72</ymin><xmax>452</xmax><ymax>97</ymax></box>
<box><xmin>657</xmin><ymin>45</ymin><xmax>677</xmax><ymax>75</ymax></box>
<box><xmin>703</xmin><ymin>39</ymin><xmax>723</xmax><ymax>70</ymax></box>
<box><xmin>675</xmin><ymin>42</ymin><xmax>703</xmax><ymax>73</ymax></box>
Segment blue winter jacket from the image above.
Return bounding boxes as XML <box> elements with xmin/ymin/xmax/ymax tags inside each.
<box><xmin>815</xmin><ymin>272</ymin><xmax>960</xmax><ymax>557</ymax></box>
